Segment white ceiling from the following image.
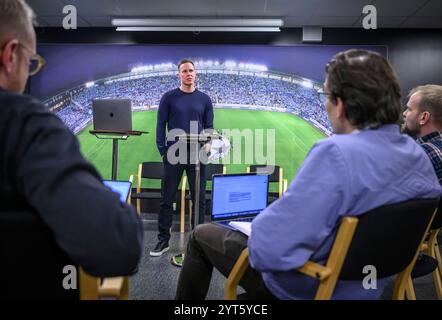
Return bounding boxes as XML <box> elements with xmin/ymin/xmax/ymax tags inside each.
<box><xmin>28</xmin><ymin>0</ymin><xmax>442</xmax><ymax>28</ymax></box>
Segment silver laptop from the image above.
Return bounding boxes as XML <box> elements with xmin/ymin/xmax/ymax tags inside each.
<box><xmin>211</xmin><ymin>173</ymin><xmax>269</xmax><ymax>230</ymax></box>
<box><xmin>92</xmin><ymin>99</ymin><xmax>132</xmax><ymax>132</ymax></box>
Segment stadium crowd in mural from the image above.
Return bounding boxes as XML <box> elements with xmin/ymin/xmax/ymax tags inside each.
<box><xmin>43</xmin><ymin>62</ymin><xmax>331</xmax><ymax>135</ymax></box>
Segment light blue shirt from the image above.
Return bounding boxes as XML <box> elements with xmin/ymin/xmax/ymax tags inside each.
<box><xmin>249</xmin><ymin>124</ymin><xmax>442</xmax><ymax>300</ymax></box>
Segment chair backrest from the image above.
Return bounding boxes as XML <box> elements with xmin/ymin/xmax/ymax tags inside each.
<box><xmin>429</xmin><ymin>200</ymin><xmax>442</xmax><ymax>231</ymax></box>
<box><xmin>249</xmin><ymin>165</ymin><xmax>280</xmax><ymax>183</ymax></box>
<box><xmin>141</xmin><ymin>162</ymin><xmax>164</xmax><ymax>180</ymax></box>
<box><xmin>339</xmin><ymin>198</ymin><xmax>439</xmax><ymax>280</ymax></box>
<box><xmin>0</xmin><ymin>210</ymin><xmax>79</xmax><ymax>299</ymax></box>
<box><xmin>225</xmin><ymin>198</ymin><xmax>439</xmax><ymax>300</ymax></box>
<box><xmin>205</xmin><ymin>164</ymin><xmax>225</xmax><ymax>181</ymax></box>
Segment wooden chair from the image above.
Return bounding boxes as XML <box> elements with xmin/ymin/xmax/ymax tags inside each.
<box><xmin>0</xmin><ymin>210</ymin><xmax>131</xmax><ymax>299</ymax></box>
<box><xmin>82</xmin><ymin>176</ymin><xmax>136</xmax><ymax>300</ymax></box>
<box><xmin>130</xmin><ymin>161</ymin><xmax>164</xmax><ymax>215</ymax></box>
<box><xmin>408</xmin><ymin>201</ymin><xmax>442</xmax><ymax>299</ymax></box>
<box><xmin>247</xmin><ymin>165</ymin><xmax>288</xmax><ymax>202</ymax></box>
<box><xmin>224</xmin><ymin>198</ymin><xmax>439</xmax><ymax>300</ymax></box>
<box><xmin>131</xmin><ymin>161</ymin><xmax>187</xmax><ymax>232</ymax></box>
<box><xmin>182</xmin><ymin>163</ymin><xmax>226</xmax><ymax>232</ymax></box>
<box><xmin>79</xmin><ymin>269</ymin><xmax>129</xmax><ymax>300</ymax></box>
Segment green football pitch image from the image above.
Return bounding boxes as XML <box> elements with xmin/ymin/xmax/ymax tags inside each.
<box><xmin>78</xmin><ymin>109</ymin><xmax>326</xmax><ymax>191</ymax></box>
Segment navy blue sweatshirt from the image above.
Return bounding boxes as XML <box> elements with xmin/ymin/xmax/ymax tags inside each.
<box><xmin>156</xmin><ymin>88</ymin><xmax>214</xmax><ymax>156</ymax></box>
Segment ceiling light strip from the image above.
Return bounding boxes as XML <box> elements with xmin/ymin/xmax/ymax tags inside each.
<box><xmin>112</xmin><ymin>18</ymin><xmax>284</xmax><ymax>27</ymax></box>
<box><xmin>116</xmin><ymin>26</ymin><xmax>281</xmax><ymax>32</ymax></box>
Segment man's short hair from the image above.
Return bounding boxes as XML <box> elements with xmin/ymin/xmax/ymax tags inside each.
<box><xmin>408</xmin><ymin>85</ymin><xmax>442</xmax><ymax>128</ymax></box>
<box><xmin>178</xmin><ymin>59</ymin><xmax>195</xmax><ymax>70</ymax></box>
<box><xmin>0</xmin><ymin>0</ymin><xmax>35</xmax><ymax>47</ymax></box>
<box><xmin>325</xmin><ymin>49</ymin><xmax>402</xmax><ymax>129</ymax></box>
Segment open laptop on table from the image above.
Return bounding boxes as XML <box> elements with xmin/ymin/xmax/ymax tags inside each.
<box><xmin>211</xmin><ymin>173</ymin><xmax>269</xmax><ymax>234</ymax></box>
<box><xmin>103</xmin><ymin>180</ymin><xmax>132</xmax><ymax>204</ymax></box>
<box><xmin>171</xmin><ymin>173</ymin><xmax>269</xmax><ymax>267</ymax></box>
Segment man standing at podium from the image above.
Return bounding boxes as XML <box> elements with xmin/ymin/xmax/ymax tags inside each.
<box><xmin>152</xmin><ymin>59</ymin><xmax>214</xmax><ymax>257</ymax></box>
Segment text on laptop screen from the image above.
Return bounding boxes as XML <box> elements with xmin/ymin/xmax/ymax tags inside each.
<box><xmin>103</xmin><ymin>180</ymin><xmax>131</xmax><ymax>203</ymax></box>
<box><xmin>212</xmin><ymin>174</ymin><xmax>269</xmax><ymax>220</ymax></box>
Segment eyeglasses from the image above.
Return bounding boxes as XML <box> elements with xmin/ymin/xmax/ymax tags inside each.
<box><xmin>19</xmin><ymin>43</ymin><xmax>45</xmax><ymax>76</ymax></box>
<box><xmin>317</xmin><ymin>89</ymin><xmax>333</xmax><ymax>106</ymax></box>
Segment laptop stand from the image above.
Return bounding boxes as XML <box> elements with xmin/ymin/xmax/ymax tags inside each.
<box><xmin>90</xmin><ymin>130</ymin><xmax>148</xmax><ymax>180</ymax></box>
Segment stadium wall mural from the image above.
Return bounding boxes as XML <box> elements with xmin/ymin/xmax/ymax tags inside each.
<box><xmin>31</xmin><ymin>44</ymin><xmax>386</xmax><ymax>186</ymax></box>
<box><xmin>32</xmin><ymin>44</ymin><xmax>386</xmax><ymax>100</ymax></box>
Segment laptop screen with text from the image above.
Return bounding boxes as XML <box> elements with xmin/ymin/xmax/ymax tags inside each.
<box><xmin>211</xmin><ymin>174</ymin><xmax>269</xmax><ymax>220</ymax></box>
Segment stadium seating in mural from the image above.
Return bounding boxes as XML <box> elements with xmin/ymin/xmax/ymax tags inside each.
<box><xmin>43</xmin><ymin>63</ymin><xmax>331</xmax><ymax>135</ymax></box>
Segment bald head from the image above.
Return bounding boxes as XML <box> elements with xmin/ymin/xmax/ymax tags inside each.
<box><xmin>0</xmin><ymin>0</ymin><xmax>37</xmax><ymax>93</ymax></box>
<box><xmin>0</xmin><ymin>0</ymin><xmax>35</xmax><ymax>47</ymax></box>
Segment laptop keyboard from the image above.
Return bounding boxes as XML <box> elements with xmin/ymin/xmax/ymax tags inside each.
<box><xmin>233</xmin><ymin>217</ymin><xmax>254</xmax><ymax>222</ymax></box>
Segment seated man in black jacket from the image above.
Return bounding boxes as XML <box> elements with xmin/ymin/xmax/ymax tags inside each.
<box><xmin>0</xmin><ymin>0</ymin><xmax>143</xmax><ymax>279</ymax></box>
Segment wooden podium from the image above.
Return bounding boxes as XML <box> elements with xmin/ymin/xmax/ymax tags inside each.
<box><xmin>90</xmin><ymin>130</ymin><xmax>148</xmax><ymax>180</ymax></box>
